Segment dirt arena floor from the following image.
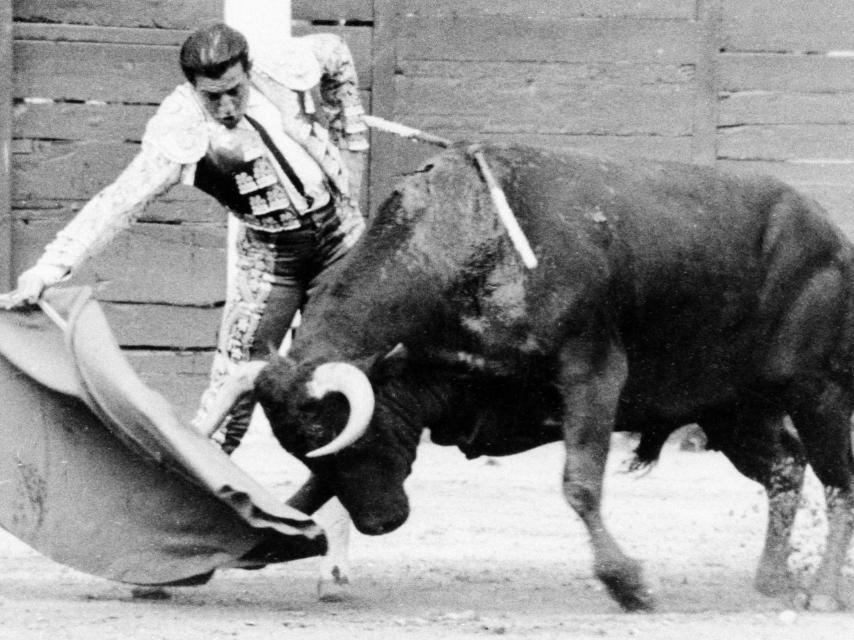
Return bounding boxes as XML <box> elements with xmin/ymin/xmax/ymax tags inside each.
<box><xmin>1</xmin><ymin>423</ymin><xmax>853</xmax><ymax>640</ymax></box>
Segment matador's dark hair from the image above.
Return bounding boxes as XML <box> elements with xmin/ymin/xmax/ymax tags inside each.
<box><xmin>179</xmin><ymin>22</ymin><xmax>252</xmax><ymax>83</ymax></box>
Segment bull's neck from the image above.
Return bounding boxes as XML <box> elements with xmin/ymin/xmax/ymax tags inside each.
<box><xmin>294</xmin><ymin>148</ymin><xmax>513</xmax><ymax>364</ymax></box>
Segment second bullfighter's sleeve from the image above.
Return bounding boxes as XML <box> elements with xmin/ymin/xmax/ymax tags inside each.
<box><xmin>304</xmin><ymin>33</ymin><xmax>369</xmax><ymax>152</ymax></box>
<box><xmin>36</xmin><ymin>148</ymin><xmax>182</xmax><ymax>276</ymax></box>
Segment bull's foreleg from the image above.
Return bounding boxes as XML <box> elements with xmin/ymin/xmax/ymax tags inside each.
<box><xmin>559</xmin><ymin>341</ymin><xmax>653</xmax><ymax>611</ymax></box>
<box><xmin>286</xmin><ymin>475</ymin><xmax>353</xmax><ymax>601</ymax></box>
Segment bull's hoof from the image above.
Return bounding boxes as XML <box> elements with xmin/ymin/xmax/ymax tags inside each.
<box><xmin>610</xmin><ymin>586</ymin><xmax>656</xmax><ymax>613</ymax></box>
<box><xmin>754</xmin><ymin>568</ymin><xmax>795</xmax><ymax>597</ymax></box>
<box><xmin>318</xmin><ymin>577</ymin><xmax>350</xmax><ymax>602</ymax></box>
<box><xmin>597</xmin><ymin>561</ymin><xmax>655</xmax><ymax>612</ymax></box>
<box><xmin>130</xmin><ymin>587</ymin><xmax>171</xmax><ymax>600</ymax></box>
<box><xmin>805</xmin><ymin>593</ymin><xmax>844</xmax><ymax>612</ymax></box>
<box><xmin>792</xmin><ymin>588</ymin><xmax>845</xmax><ymax>612</ymax></box>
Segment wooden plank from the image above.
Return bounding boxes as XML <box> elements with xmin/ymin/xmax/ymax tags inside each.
<box><xmin>719</xmin><ymin>53</ymin><xmax>854</xmax><ymax>93</ymax></box>
<box><xmin>13</xmin><ymin>101</ymin><xmax>155</xmax><ymax>142</ymax></box>
<box><xmin>719</xmin><ymin>92</ymin><xmax>854</xmax><ymax>126</ymax></box>
<box><xmin>11</xmin><ymin>217</ymin><xmax>226</xmax><ymax>305</ymax></box>
<box><xmin>14</xmin><ymin>25</ymin><xmax>371</xmax><ymax>96</ymax></box>
<box><xmin>393</xmin><ymin>77</ymin><xmax>695</xmax><ymax>135</ymax></box>
<box><xmin>397</xmin><ymin>16</ymin><xmax>700</xmax><ymax>63</ymax></box>
<box><xmin>13</xmin><ymin>0</ymin><xmax>221</xmax><ymax>29</ymax></box>
<box><xmin>691</xmin><ymin>0</ymin><xmax>721</xmax><ymax>165</ymax></box>
<box><xmin>13</xmin><ymin>23</ymin><xmax>189</xmax><ymax>45</ymax></box>
<box><xmin>716</xmin><ymin>160</ymin><xmax>854</xmax><ymax>186</ymax></box>
<box><xmin>0</xmin><ymin>0</ymin><xmax>12</xmax><ymax>290</ymax></box>
<box><xmin>398</xmin><ymin>59</ymin><xmax>695</xmax><ymax>85</ymax></box>
<box><xmin>722</xmin><ymin>0</ymin><xmax>854</xmax><ymax>52</ymax></box>
<box><xmin>718</xmin><ymin>125</ymin><xmax>854</xmax><ymax>161</ymax></box>
<box><xmin>13</xmin><ymin>40</ymin><xmax>183</xmax><ymax>103</ymax></box>
<box><xmin>102</xmin><ymin>302</ymin><xmax>221</xmax><ymax>348</ymax></box>
<box><xmin>293</xmin><ymin>0</ymin><xmax>373</xmax><ymax>22</ymax></box>
<box><xmin>126</xmin><ymin>350</ymin><xmax>213</xmax><ymax>424</ymax></box>
<box><xmin>394</xmin><ymin>0</ymin><xmax>696</xmax><ymax>19</ymax></box>
<box><xmin>13</xmin><ymin>140</ymin><xmax>140</xmax><ymax>201</ymax></box>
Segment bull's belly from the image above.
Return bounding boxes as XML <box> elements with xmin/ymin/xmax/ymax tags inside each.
<box><xmin>615</xmin><ymin>372</ymin><xmax>747</xmax><ymax>432</ymax></box>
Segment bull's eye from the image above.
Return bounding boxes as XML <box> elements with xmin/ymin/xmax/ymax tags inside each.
<box><xmin>303</xmin><ymin>422</ymin><xmax>335</xmax><ymax>451</ymax></box>
<box><xmin>296</xmin><ymin>398</ymin><xmax>322</xmax><ymax>413</ymax></box>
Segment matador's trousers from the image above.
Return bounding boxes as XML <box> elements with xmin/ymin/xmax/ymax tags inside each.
<box><xmin>192</xmin><ymin>200</ymin><xmax>351</xmax><ymax>453</ymax></box>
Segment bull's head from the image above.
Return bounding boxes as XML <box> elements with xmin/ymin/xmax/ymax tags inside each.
<box><xmin>197</xmin><ymin>356</ymin><xmax>414</xmax><ymax>535</ymax></box>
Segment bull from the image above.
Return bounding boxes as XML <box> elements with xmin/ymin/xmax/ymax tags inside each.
<box><xmin>202</xmin><ymin>144</ymin><xmax>854</xmax><ymax>611</ymax></box>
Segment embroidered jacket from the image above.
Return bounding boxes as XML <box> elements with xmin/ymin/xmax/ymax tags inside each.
<box><xmin>37</xmin><ymin>33</ymin><xmax>368</xmax><ymax>274</ymax></box>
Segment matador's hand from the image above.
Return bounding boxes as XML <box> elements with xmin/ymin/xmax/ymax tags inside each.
<box><xmin>0</xmin><ymin>264</ymin><xmax>68</xmax><ymax>309</ymax></box>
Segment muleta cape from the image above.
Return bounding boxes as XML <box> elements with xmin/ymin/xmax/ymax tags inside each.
<box><xmin>0</xmin><ymin>287</ymin><xmax>326</xmax><ymax>586</ymax></box>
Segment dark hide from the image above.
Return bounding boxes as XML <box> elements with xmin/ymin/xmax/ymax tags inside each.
<box><xmin>257</xmin><ymin>145</ymin><xmax>854</xmax><ymax>611</ymax></box>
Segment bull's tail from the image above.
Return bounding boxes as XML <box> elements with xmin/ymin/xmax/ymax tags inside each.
<box><xmin>626</xmin><ymin>430</ymin><xmax>670</xmax><ymax>473</ymax></box>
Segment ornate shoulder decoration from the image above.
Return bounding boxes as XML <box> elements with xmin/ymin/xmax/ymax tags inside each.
<box><xmin>252</xmin><ymin>37</ymin><xmax>321</xmax><ymax>92</ymax></box>
<box><xmin>142</xmin><ymin>84</ymin><xmax>210</xmax><ymax>164</ymax></box>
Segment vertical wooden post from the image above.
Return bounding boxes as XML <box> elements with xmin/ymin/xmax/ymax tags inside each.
<box><xmin>368</xmin><ymin>0</ymin><xmax>400</xmax><ymax>214</ymax></box>
<box><xmin>0</xmin><ymin>0</ymin><xmax>12</xmax><ymax>290</ymax></box>
<box><xmin>692</xmin><ymin>0</ymin><xmax>722</xmax><ymax>166</ymax></box>
<box><xmin>224</xmin><ymin>0</ymin><xmax>292</xmax><ymax>44</ymax></box>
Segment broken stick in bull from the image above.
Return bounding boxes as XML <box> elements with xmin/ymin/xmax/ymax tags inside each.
<box><xmin>362</xmin><ymin>115</ymin><xmax>539</xmax><ymax>269</ymax></box>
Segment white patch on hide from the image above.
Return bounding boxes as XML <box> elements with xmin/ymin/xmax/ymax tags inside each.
<box><xmin>461</xmin><ymin>315</ymin><xmax>487</xmax><ymax>335</ymax></box>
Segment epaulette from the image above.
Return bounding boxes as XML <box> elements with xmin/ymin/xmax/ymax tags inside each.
<box><xmin>141</xmin><ymin>84</ymin><xmax>209</xmax><ymax>164</ymax></box>
<box><xmin>252</xmin><ymin>37</ymin><xmax>321</xmax><ymax>92</ymax></box>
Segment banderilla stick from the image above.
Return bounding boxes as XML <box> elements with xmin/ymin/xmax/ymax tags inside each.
<box><xmin>362</xmin><ymin>115</ymin><xmax>538</xmax><ymax>269</ymax></box>
<box><xmin>38</xmin><ymin>299</ymin><xmax>69</xmax><ymax>333</ymax></box>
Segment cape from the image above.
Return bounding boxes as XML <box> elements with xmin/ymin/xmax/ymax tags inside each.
<box><xmin>0</xmin><ymin>287</ymin><xmax>325</xmax><ymax>586</ymax></box>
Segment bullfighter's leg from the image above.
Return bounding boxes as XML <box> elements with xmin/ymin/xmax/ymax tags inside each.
<box><xmin>558</xmin><ymin>339</ymin><xmax>653</xmax><ymax>611</ymax></box>
<box><xmin>285</xmin><ymin>474</ymin><xmax>352</xmax><ymax>601</ymax></box>
<box><xmin>191</xmin><ymin>226</ymin><xmax>283</xmax><ymax>451</ymax></box>
<box><xmin>786</xmin><ymin>379</ymin><xmax>854</xmax><ymax>611</ymax></box>
<box><xmin>314</xmin><ymin>499</ymin><xmax>352</xmax><ymax>601</ymax></box>
<box><xmin>701</xmin><ymin>410</ymin><xmax>807</xmax><ymax>596</ymax></box>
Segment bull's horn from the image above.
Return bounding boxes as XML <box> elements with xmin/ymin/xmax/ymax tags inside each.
<box><xmin>195</xmin><ymin>361</ymin><xmax>267</xmax><ymax>438</ymax></box>
<box><xmin>304</xmin><ymin>362</ymin><xmax>375</xmax><ymax>458</ymax></box>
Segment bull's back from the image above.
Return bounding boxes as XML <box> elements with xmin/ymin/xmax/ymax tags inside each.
<box><xmin>489</xmin><ymin>145</ymin><xmax>854</xmax><ymax>415</ymax></box>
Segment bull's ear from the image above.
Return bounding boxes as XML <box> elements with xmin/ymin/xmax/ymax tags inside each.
<box><xmin>384</xmin><ymin>343</ymin><xmax>409</xmax><ymax>361</ymax></box>
<box><xmin>368</xmin><ymin>343</ymin><xmax>409</xmax><ymax>380</ymax></box>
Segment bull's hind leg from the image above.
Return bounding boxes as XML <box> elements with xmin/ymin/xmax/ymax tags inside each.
<box><xmin>787</xmin><ymin>380</ymin><xmax>854</xmax><ymax>611</ymax></box>
<box><xmin>559</xmin><ymin>340</ymin><xmax>654</xmax><ymax>611</ymax></box>
<box><xmin>701</xmin><ymin>409</ymin><xmax>807</xmax><ymax>596</ymax></box>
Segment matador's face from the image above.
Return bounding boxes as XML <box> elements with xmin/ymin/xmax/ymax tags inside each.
<box><xmin>193</xmin><ymin>62</ymin><xmax>250</xmax><ymax>129</ymax></box>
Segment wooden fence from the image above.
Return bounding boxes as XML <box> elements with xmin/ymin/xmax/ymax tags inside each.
<box><xmin>3</xmin><ymin>0</ymin><xmax>854</xmax><ymax>418</ymax></box>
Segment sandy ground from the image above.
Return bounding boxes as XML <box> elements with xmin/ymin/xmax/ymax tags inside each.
<box><xmin>1</xmin><ymin>425</ymin><xmax>853</xmax><ymax>640</ymax></box>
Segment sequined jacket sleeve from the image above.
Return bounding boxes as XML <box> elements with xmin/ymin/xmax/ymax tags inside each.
<box><xmin>36</xmin><ymin>147</ymin><xmax>182</xmax><ymax>273</ymax></box>
<box><xmin>303</xmin><ymin>33</ymin><xmax>369</xmax><ymax>152</ymax></box>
